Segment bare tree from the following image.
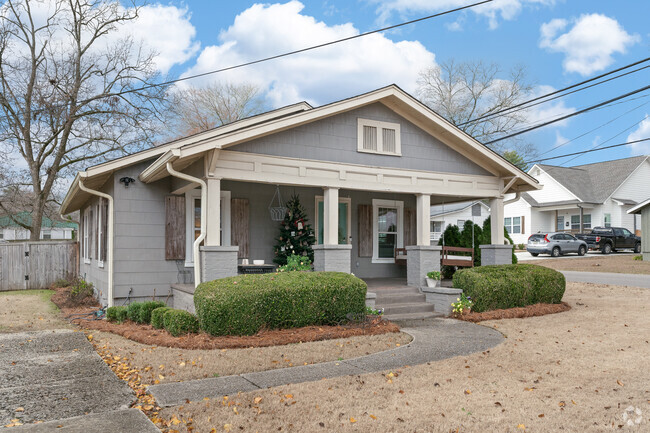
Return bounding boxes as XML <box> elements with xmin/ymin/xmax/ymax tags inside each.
<box><xmin>416</xmin><ymin>59</ymin><xmax>537</xmax><ymax>159</ymax></box>
<box><xmin>166</xmin><ymin>82</ymin><xmax>267</xmax><ymax>137</ymax></box>
<box><xmin>0</xmin><ymin>0</ymin><xmax>167</xmax><ymax>240</ymax></box>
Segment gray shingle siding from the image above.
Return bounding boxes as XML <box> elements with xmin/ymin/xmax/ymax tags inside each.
<box><xmin>228</xmin><ymin>102</ymin><xmax>491</xmax><ymax>176</ymax></box>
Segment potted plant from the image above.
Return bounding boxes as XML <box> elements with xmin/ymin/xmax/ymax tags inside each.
<box><xmin>426</xmin><ymin>271</ymin><xmax>441</xmax><ymax>288</ymax></box>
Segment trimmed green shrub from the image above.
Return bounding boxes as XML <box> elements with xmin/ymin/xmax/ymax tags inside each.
<box><xmin>194</xmin><ymin>271</ymin><xmax>367</xmax><ymax>336</ymax></box>
<box><xmin>138</xmin><ymin>301</ymin><xmax>166</xmax><ymax>324</ymax></box>
<box><xmin>452</xmin><ymin>264</ymin><xmax>565</xmax><ymax>312</ymax></box>
<box><xmin>106</xmin><ymin>306</ymin><xmax>128</xmax><ymax>323</ymax></box>
<box><xmin>127</xmin><ymin>302</ymin><xmax>144</xmax><ymax>323</ymax></box>
<box><xmin>163</xmin><ymin>309</ymin><xmax>200</xmax><ymax>336</ymax></box>
<box><xmin>151</xmin><ymin>307</ymin><xmax>172</xmax><ymax>329</ymax></box>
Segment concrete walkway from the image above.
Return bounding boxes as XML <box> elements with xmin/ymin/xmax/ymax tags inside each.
<box><xmin>561</xmin><ymin>270</ymin><xmax>650</xmax><ymax>288</ymax></box>
<box><xmin>148</xmin><ymin>318</ymin><xmax>503</xmax><ymax>407</ymax></box>
<box><xmin>0</xmin><ymin>329</ymin><xmax>159</xmax><ymax>432</ymax></box>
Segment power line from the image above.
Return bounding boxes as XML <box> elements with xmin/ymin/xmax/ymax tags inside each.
<box><xmin>458</xmin><ymin>57</ymin><xmax>650</xmax><ymax>127</ymax></box>
<box><xmin>484</xmin><ymin>85</ymin><xmax>650</xmax><ymax>145</ymax></box>
<box><xmin>0</xmin><ymin>0</ymin><xmax>492</xmax><ymax>122</ymax></box>
<box><xmin>525</xmin><ymin>138</ymin><xmax>650</xmax><ymax>164</ymax></box>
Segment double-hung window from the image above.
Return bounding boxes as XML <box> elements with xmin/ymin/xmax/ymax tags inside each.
<box><xmin>504</xmin><ymin>217</ymin><xmax>521</xmax><ymax>234</ymax></box>
<box><xmin>583</xmin><ymin>214</ymin><xmax>591</xmax><ymax>229</ymax></box>
<box><xmin>571</xmin><ymin>215</ymin><xmax>580</xmax><ymax>230</ymax></box>
<box><xmin>185</xmin><ymin>189</ymin><xmax>231</xmax><ymax>267</ymax></box>
<box><xmin>357</xmin><ymin>118</ymin><xmax>401</xmax><ymax>156</ymax></box>
<box><xmin>372</xmin><ymin>199</ymin><xmax>403</xmax><ymax>263</ymax></box>
<box><xmin>82</xmin><ymin>208</ymin><xmax>90</xmax><ymax>264</ymax></box>
<box><xmin>604</xmin><ymin>213</ymin><xmax>612</xmax><ymax>228</ymax></box>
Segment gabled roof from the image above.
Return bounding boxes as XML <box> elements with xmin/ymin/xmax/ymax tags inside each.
<box><xmin>0</xmin><ymin>212</ymin><xmax>78</xmax><ymax>229</ymax></box>
<box><xmin>430</xmin><ymin>200</ymin><xmax>489</xmax><ymax>218</ymax></box>
<box><xmin>62</xmin><ymin>85</ymin><xmax>540</xmax><ymax>214</ymax></box>
<box><xmin>533</xmin><ymin>156</ymin><xmax>648</xmax><ymax>204</ymax></box>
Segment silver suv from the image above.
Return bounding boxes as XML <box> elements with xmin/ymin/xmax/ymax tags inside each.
<box><xmin>527</xmin><ymin>232</ymin><xmax>588</xmax><ymax>257</ymax></box>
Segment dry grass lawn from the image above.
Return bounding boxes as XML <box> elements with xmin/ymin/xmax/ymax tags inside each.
<box><xmin>159</xmin><ymin>282</ymin><xmax>650</xmax><ymax>432</ymax></box>
<box><xmin>93</xmin><ymin>330</ymin><xmax>412</xmax><ymax>385</ymax></box>
<box><xmin>0</xmin><ymin>290</ymin><xmax>70</xmax><ymax>333</ymax></box>
<box><xmin>521</xmin><ymin>253</ymin><xmax>650</xmax><ymax>274</ymax></box>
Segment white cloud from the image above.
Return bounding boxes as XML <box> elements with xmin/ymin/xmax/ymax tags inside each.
<box><xmin>540</xmin><ymin>14</ymin><xmax>640</xmax><ymax>76</ymax></box>
<box><xmin>523</xmin><ymin>85</ymin><xmax>576</xmax><ymax>128</ymax></box>
<box><xmin>180</xmin><ymin>1</ymin><xmax>436</xmax><ymax>107</ymax></box>
<box><xmin>627</xmin><ymin>115</ymin><xmax>650</xmax><ymax>155</ymax></box>
<box><xmin>371</xmin><ymin>0</ymin><xmax>556</xmax><ymax>29</ymax></box>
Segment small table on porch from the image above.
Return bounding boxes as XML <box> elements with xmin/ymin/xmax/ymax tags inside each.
<box><xmin>237</xmin><ymin>264</ymin><xmax>276</xmax><ymax>274</ymax></box>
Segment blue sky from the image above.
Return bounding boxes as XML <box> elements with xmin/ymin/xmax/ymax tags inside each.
<box><xmin>144</xmin><ymin>0</ymin><xmax>650</xmax><ymax>166</ymax></box>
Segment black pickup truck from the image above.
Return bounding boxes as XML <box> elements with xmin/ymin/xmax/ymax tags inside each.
<box><xmin>575</xmin><ymin>227</ymin><xmax>641</xmax><ymax>254</ymax></box>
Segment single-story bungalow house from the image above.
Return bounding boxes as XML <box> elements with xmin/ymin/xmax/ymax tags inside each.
<box><xmin>0</xmin><ymin>212</ymin><xmax>77</xmax><ymax>241</ymax></box>
<box><xmin>504</xmin><ymin>156</ymin><xmax>648</xmax><ymax>245</ymax></box>
<box><xmin>429</xmin><ymin>200</ymin><xmax>490</xmax><ymax>241</ymax></box>
<box><xmin>60</xmin><ymin>85</ymin><xmax>539</xmax><ymax>307</ymax></box>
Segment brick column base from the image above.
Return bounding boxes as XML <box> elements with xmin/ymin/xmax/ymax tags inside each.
<box><xmin>312</xmin><ymin>244</ymin><xmax>352</xmax><ymax>273</ymax></box>
<box><xmin>406</xmin><ymin>246</ymin><xmax>442</xmax><ymax>287</ymax></box>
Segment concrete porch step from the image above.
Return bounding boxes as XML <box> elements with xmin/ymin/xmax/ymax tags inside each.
<box><xmin>373</xmin><ymin>287</ymin><xmax>421</xmax><ymax>297</ymax></box>
<box><xmin>375</xmin><ymin>293</ymin><xmax>426</xmax><ymax>304</ymax></box>
<box><xmin>384</xmin><ymin>311</ymin><xmax>444</xmax><ymax>321</ymax></box>
<box><xmin>380</xmin><ymin>302</ymin><xmax>435</xmax><ymax>316</ymax></box>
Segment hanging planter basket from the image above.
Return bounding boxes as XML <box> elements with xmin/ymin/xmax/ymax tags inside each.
<box><xmin>268</xmin><ymin>185</ymin><xmax>287</xmax><ymax>221</ymax></box>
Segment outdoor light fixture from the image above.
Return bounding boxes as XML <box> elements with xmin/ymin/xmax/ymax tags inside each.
<box><xmin>119</xmin><ymin>177</ymin><xmax>135</xmax><ymax>188</ymax></box>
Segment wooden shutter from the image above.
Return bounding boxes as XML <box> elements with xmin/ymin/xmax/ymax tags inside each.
<box><xmin>521</xmin><ymin>215</ymin><xmax>525</xmax><ymax>235</ymax></box>
<box><xmin>231</xmin><ymin>198</ymin><xmax>249</xmax><ymax>259</ymax></box>
<box><xmin>165</xmin><ymin>195</ymin><xmax>186</xmax><ymax>260</ymax></box>
<box><xmin>404</xmin><ymin>207</ymin><xmax>417</xmax><ymax>246</ymax></box>
<box><xmin>358</xmin><ymin>204</ymin><xmax>372</xmax><ymax>257</ymax></box>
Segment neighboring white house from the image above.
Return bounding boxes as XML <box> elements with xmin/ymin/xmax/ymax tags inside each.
<box><xmin>429</xmin><ymin>201</ymin><xmax>490</xmax><ymax>241</ymax></box>
<box><xmin>504</xmin><ymin>156</ymin><xmax>648</xmax><ymax>245</ymax></box>
<box><xmin>0</xmin><ymin>212</ymin><xmax>77</xmax><ymax>241</ymax></box>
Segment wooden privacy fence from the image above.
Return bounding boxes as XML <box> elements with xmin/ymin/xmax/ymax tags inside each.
<box><xmin>0</xmin><ymin>241</ymin><xmax>79</xmax><ymax>291</ymax></box>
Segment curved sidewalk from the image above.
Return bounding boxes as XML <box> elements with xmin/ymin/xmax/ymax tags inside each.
<box><xmin>148</xmin><ymin>318</ymin><xmax>503</xmax><ymax>407</ymax></box>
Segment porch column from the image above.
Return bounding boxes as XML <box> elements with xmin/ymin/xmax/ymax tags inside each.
<box><xmin>489</xmin><ymin>196</ymin><xmax>505</xmax><ymax>245</ymax></box>
<box><xmin>416</xmin><ymin>194</ymin><xmax>431</xmax><ymax>246</ymax></box>
<box><xmin>323</xmin><ymin>187</ymin><xmax>339</xmax><ymax>245</ymax></box>
<box><xmin>579</xmin><ymin>206</ymin><xmax>584</xmax><ymax>233</ymax></box>
<box><xmin>314</xmin><ymin>187</ymin><xmax>351</xmax><ymax>273</ymax></box>
<box><xmin>480</xmin><ymin>196</ymin><xmax>512</xmax><ymax>266</ymax></box>
<box><xmin>205</xmin><ymin>178</ymin><xmax>221</xmax><ymax>246</ymax></box>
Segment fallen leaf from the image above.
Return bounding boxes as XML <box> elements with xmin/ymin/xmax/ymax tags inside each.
<box><xmin>558</xmin><ymin>401</ymin><xmax>566</xmax><ymax>407</ymax></box>
<box><xmin>517</xmin><ymin>424</ymin><xmax>525</xmax><ymax>429</ymax></box>
<box><xmin>538</xmin><ymin>414</ymin><xmax>545</xmax><ymax>418</ymax></box>
<box><xmin>350</xmin><ymin>417</ymin><xmax>357</xmax><ymax>423</ymax></box>
<box><xmin>15</xmin><ymin>407</ymin><xmax>24</xmax><ymax>412</ymax></box>
<box><xmin>224</xmin><ymin>424</ymin><xmax>232</xmax><ymax>432</ymax></box>
<box><xmin>284</xmin><ymin>394</ymin><xmax>293</xmax><ymax>399</ymax></box>
<box><xmin>254</xmin><ymin>397</ymin><xmax>263</xmax><ymax>404</ymax></box>
<box><xmin>571</xmin><ymin>400</ymin><xmax>577</xmax><ymax>405</ymax></box>
<box><xmin>464</xmin><ymin>390</ymin><xmax>472</xmax><ymax>395</ymax></box>
<box><xmin>617</xmin><ymin>380</ymin><xmax>624</xmax><ymax>387</ymax></box>
<box><xmin>369</xmin><ymin>414</ymin><xmax>377</xmax><ymax>420</ymax></box>
<box><xmin>170</xmin><ymin>415</ymin><xmax>181</xmax><ymax>425</ymax></box>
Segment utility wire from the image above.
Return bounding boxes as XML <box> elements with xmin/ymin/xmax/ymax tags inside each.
<box><xmin>1</xmin><ymin>0</ymin><xmax>492</xmax><ymax>122</ymax></box>
<box><xmin>485</xmin><ymin>85</ymin><xmax>650</xmax><ymax>144</ymax></box>
<box><xmin>525</xmin><ymin>138</ymin><xmax>650</xmax><ymax>164</ymax></box>
<box><xmin>458</xmin><ymin>57</ymin><xmax>650</xmax><ymax>127</ymax></box>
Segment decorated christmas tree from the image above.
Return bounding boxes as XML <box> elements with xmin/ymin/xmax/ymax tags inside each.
<box><xmin>273</xmin><ymin>195</ymin><xmax>316</xmax><ymax>266</ymax></box>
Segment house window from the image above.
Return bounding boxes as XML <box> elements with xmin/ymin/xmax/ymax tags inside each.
<box><xmin>185</xmin><ymin>189</ymin><xmax>231</xmax><ymax>266</ymax></box>
<box><xmin>457</xmin><ymin>220</ymin><xmax>466</xmax><ymax>228</ymax></box>
<box><xmin>372</xmin><ymin>199</ymin><xmax>404</xmax><ymax>263</ymax></box>
<box><xmin>0</xmin><ymin>231</ymin><xmax>3</xmax><ymax>240</ymax></box>
<box><xmin>571</xmin><ymin>215</ymin><xmax>580</xmax><ymax>230</ymax></box>
<box><xmin>430</xmin><ymin>221</ymin><xmax>443</xmax><ymax>233</ymax></box>
<box><xmin>357</xmin><ymin>118</ymin><xmax>401</xmax><ymax>156</ymax></box>
<box><xmin>83</xmin><ymin>208</ymin><xmax>90</xmax><ymax>263</ymax></box>
<box><xmin>583</xmin><ymin>214</ymin><xmax>591</xmax><ymax>229</ymax></box>
<box><xmin>604</xmin><ymin>213</ymin><xmax>611</xmax><ymax>228</ymax></box>
<box><xmin>557</xmin><ymin>215</ymin><xmax>564</xmax><ymax>231</ymax></box>
<box><xmin>315</xmin><ymin>196</ymin><xmax>351</xmax><ymax>245</ymax></box>
<box><xmin>42</xmin><ymin>229</ymin><xmax>51</xmax><ymax>240</ymax></box>
<box><xmin>504</xmin><ymin>217</ymin><xmax>521</xmax><ymax>234</ymax></box>
<box><xmin>97</xmin><ymin>198</ymin><xmax>104</xmax><ymax>268</ymax></box>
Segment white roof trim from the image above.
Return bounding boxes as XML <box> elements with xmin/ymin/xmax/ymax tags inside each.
<box><xmin>527</xmin><ymin>164</ymin><xmax>582</xmax><ymax>202</ymax></box>
<box><xmin>628</xmin><ymin>197</ymin><xmax>650</xmax><ymax>214</ymax></box>
<box><xmin>605</xmin><ymin>156</ymin><xmax>649</xmax><ymax>204</ymax></box>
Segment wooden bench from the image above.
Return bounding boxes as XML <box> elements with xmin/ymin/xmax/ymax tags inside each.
<box><xmin>441</xmin><ymin>246</ymin><xmax>474</xmax><ymax>268</ymax></box>
<box><xmin>395</xmin><ymin>248</ymin><xmax>407</xmax><ymax>266</ymax></box>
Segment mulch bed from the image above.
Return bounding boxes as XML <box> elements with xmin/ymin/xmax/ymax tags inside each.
<box><xmin>454</xmin><ymin>302</ymin><xmax>572</xmax><ymax>322</ymax></box>
<box><xmin>50</xmin><ymin>287</ymin><xmax>400</xmax><ymax>350</ymax></box>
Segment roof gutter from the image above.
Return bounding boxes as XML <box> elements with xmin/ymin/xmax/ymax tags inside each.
<box><xmin>78</xmin><ymin>177</ymin><xmax>114</xmax><ymax>307</ymax></box>
<box><xmin>165</xmin><ymin>160</ymin><xmax>206</xmax><ymax>287</ymax></box>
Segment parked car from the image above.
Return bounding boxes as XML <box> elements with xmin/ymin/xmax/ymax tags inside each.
<box><xmin>526</xmin><ymin>232</ymin><xmax>588</xmax><ymax>257</ymax></box>
<box><xmin>575</xmin><ymin>227</ymin><xmax>641</xmax><ymax>254</ymax></box>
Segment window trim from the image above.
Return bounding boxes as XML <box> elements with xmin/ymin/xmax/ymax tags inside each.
<box><xmin>314</xmin><ymin>196</ymin><xmax>352</xmax><ymax>245</ymax></box>
<box><xmin>184</xmin><ymin>189</ymin><xmax>231</xmax><ymax>267</ymax></box>
<box><xmin>372</xmin><ymin>199</ymin><xmax>404</xmax><ymax>264</ymax></box>
<box><xmin>357</xmin><ymin>118</ymin><xmax>402</xmax><ymax>156</ymax></box>
<box><xmin>504</xmin><ymin>216</ymin><xmax>521</xmax><ymax>234</ymax></box>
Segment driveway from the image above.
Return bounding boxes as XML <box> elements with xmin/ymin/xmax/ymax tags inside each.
<box><xmin>0</xmin><ymin>329</ymin><xmax>158</xmax><ymax>432</ymax></box>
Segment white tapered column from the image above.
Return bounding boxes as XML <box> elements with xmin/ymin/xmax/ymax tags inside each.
<box><xmin>206</xmin><ymin>178</ymin><xmax>221</xmax><ymax>246</ymax></box>
<box><xmin>416</xmin><ymin>194</ymin><xmax>431</xmax><ymax>246</ymax></box>
<box><xmin>323</xmin><ymin>187</ymin><xmax>339</xmax><ymax>245</ymax></box>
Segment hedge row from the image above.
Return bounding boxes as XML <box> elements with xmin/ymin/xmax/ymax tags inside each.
<box><xmin>194</xmin><ymin>271</ymin><xmax>367</xmax><ymax>336</ymax></box>
<box><xmin>106</xmin><ymin>302</ymin><xmax>199</xmax><ymax>337</ymax></box>
<box><xmin>452</xmin><ymin>264</ymin><xmax>566</xmax><ymax>312</ymax></box>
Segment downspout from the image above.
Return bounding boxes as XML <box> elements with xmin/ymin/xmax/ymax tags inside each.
<box><xmin>78</xmin><ymin>178</ymin><xmax>114</xmax><ymax>307</ymax></box>
<box><xmin>503</xmin><ymin>191</ymin><xmax>521</xmax><ymax>205</ymax></box>
<box><xmin>166</xmin><ymin>162</ymin><xmax>206</xmax><ymax>287</ymax></box>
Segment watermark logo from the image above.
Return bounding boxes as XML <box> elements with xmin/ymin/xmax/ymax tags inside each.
<box><xmin>622</xmin><ymin>406</ymin><xmax>643</xmax><ymax>427</ymax></box>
